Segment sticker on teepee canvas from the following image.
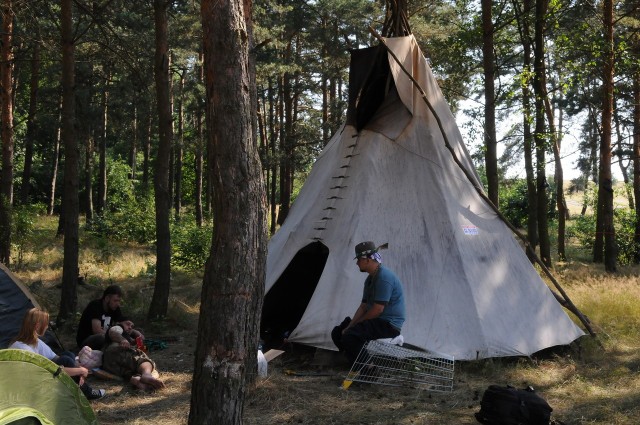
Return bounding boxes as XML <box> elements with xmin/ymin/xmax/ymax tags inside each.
<box><xmin>462</xmin><ymin>225</ymin><xmax>479</xmax><ymax>235</ymax></box>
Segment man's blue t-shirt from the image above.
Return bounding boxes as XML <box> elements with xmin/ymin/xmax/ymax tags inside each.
<box><xmin>362</xmin><ymin>264</ymin><xmax>406</xmax><ymax>330</ymax></box>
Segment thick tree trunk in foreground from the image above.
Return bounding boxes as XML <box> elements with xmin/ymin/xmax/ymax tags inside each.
<box><xmin>189</xmin><ymin>0</ymin><xmax>267</xmax><ymax>423</ymax></box>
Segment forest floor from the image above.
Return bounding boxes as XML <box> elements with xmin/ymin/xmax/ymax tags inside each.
<box><xmin>11</xmin><ymin>210</ymin><xmax>640</xmax><ymax>425</ymax></box>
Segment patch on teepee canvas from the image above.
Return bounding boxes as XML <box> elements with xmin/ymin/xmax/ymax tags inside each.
<box><xmin>462</xmin><ymin>225</ymin><xmax>479</xmax><ymax>235</ymax></box>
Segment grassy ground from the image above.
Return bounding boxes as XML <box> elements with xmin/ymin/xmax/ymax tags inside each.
<box><xmin>9</xmin><ymin>214</ymin><xmax>640</xmax><ymax>424</ymax></box>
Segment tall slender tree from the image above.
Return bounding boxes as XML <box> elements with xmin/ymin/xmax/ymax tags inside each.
<box><xmin>513</xmin><ymin>0</ymin><xmax>538</xmax><ymax>256</ymax></box>
<box><xmin>0</xmin><ymin>0</ymin><xmax>14</xmax><ymax>264</ymax></box>
<box><xmin>633</xmin><ymin>69</ymin><xmax>640</xmax><ymax>263</ymax></box>
<box><xmin>189</xmin><ymin>0</ymin><xmax>266</xmax><ymax>422</ymax></box>
<box><xmin>482</xmin><ymin>0</ymin><xmax>499</xmax><ymax>207</ymax></box>
<box><xmin>20</xmin><ymin>35</ymin><xmax>40</xmax><ymax>205</ymax></box>
<box><xmin>148</xmin><ymin>0</ymin><xmax>173</xmax><ymax>319</ymax></box>
<box><xmin>533</xmin><ymin>0</ymin><xmax>551</xmax><ymax>267</ymax></box>
<box><xmin>59</xmin><ymin>0</ymin><xmax>80</xmax><ymax>322</ymax></box>
<box><xmin>599</xmin><ymin>0</ymin><xmax>616</xmax><ymax>272</ymax></box>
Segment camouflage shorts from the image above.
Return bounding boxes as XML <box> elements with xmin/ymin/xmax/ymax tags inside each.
<box><xmin>102</xmin><ymin>346</ymin><xmax>156</xmax><ymax>381</ymax></box>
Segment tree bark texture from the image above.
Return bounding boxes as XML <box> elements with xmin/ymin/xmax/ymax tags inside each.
<box><xmin>542</xmin><ymin>90</ymin><xmax>567</xmax><ymax>261</ymax></box>
<box><xmin>189</xmin><ymin>0</ymin><xmax>267</xmax><ymax>423</ymax></box>
<box><xmin>20</xmin><ymin>36</ymin><xmax>40</xmax><ymax>205</ymax></box>
<box><xmin>533</xmin><ymin>0</ymin><xmax>551</xmax><ymax>267</ymax></box>
<box><xmin>481</xmin><ymin>0</ymin><xmax>499</xmax><ymax>207</ymax></box>
<box><xmin>48</xmin><ymin>98</ymin><xmax>63</xmax><ymax>216</ymax></box>
<box><xmin>600</xmin><ymin>0</ymin><xmax>616</xmax><ymax>272</ymax></box>
<box><xmin>513</xmin><ymin>0</ymin><xmax>538</xmax><ymax>255</ymax></box>
<box><xmin>633</xmin><ymin>70</ymin><xmax>640</xmax><ymax>263</ymax></box>
<box><xmin>0</xmin><ymin>0</ymin><xmax>14</xmax><ymax>264</ymax></box>
<box><xmin>77</xmin><ymin>63</ymin><xmax>94</xmax><ymax>223</ymax></box>
<box><xmin>59</xmin><ymin>0</ymin><xmax>79</xmax><ymax>321</ymax></box>
<box><xmin>97</xmin><ymin>73</ymin><xmax>109</xmax><ymax>216</ymax></box>
<box><xmin>130</xmin><ymin>100</ymin><xmax>138</xmax><ymax>179</ymax></box>
<box><xmin>174</xmin><ymin>72</ymin><xmax>185</xmax><ymax>221</ymax></box>
<box><xmin>149</xmin><ymin>0</ymin><xmax>173</xmax><ymax>320</ymax></box>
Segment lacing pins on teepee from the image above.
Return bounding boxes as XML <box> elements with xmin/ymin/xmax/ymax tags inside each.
<box><xmin>341</xmin><ymin>338</ymin><xmax>454</xmax><ymax>392</ymax></box>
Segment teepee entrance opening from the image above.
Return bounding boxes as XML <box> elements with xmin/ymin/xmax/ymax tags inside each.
<box><xmin>261</xmin><ymin>241</ymin><xmax>329</xmax><ymax>348</ymax></box>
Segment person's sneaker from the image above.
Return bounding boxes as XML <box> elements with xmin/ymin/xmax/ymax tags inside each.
<box><xmin>80</xmin><ymin>383</ymin><xmax>106</xmax><ymax>400</ymax></box>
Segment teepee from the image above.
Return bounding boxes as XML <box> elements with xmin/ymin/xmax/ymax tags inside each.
<box><xmin>261</xmin><ymin>33</ymin><xmax>585</xmax><ymax>360</ymax></box>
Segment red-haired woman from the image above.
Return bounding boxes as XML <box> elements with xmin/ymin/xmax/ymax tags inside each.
<box><xmin>9</xmin><ymin>307</ymin><xmax>106</xmax><ymax>400</ymax></box>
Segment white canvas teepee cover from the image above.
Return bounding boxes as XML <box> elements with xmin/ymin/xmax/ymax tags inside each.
<box><xmin>264</xmin><ymin>35</ymin><xmax>584</xmax><ymax>360</ymax></box>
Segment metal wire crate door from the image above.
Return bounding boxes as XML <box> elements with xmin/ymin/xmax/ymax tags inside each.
<box><xmin>342</xmin><ymin>340</ymin><xmax>454</xmax><ymax>391</ymax></box>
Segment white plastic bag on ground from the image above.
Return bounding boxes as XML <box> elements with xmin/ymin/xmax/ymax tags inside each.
<box><xmin>257</xmin><ymin>350</ymin><xmax>268</xmax><ymax>378</ymax></box>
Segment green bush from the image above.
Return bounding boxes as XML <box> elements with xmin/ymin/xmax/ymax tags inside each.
<box><xmin>499</xmin><ymin>179</ymin><xmax>529</xmax><ymax>228</ymax></box>
<box><xmin>499</xmin><ymin>178</ymin><xmax>557</xmax><ymax>229</ymax></box>
<box><xmin>569</xmin><ymin>208</ymin><xmax>639</xmax><ymax>266</ymax></box>
<box><xmin>88</xmin><ymin>160</ymin><xmax>156</xmax><ymax>244</ymax></box>
<box><xmin>614</xmin><ymin>208</ymin><xmax>639</xmax><ymax>266</ymax></box>
<box><xmin>11</xmin><ymin>203</ymin><xmax>46</xmax><ymax>266</ymax></box>
<box><xmin>171</xmin><ymin>218</ymin><xmax>212</xmax><ymax>271</ymax></box>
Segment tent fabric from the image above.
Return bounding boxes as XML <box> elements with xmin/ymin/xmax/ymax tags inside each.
<box><xmin>0</xmin><ymin>349</ymin><xmax>97</xmax><ymax>425</ymax></box>
<box><xmin>264</xmin><ymin>35</ymin><xmax>585</xmax><ymax>360</ymax></box>
<box><xmin>0</xmin><ymin>264</ymin><xmax>40</xmax><ymax>349</ymax></box>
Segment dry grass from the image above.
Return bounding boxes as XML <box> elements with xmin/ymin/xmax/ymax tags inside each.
<box><xmin>9</xmin><ymin>215</ymin><xmax>640</xmax><ymax>424</ymax></box>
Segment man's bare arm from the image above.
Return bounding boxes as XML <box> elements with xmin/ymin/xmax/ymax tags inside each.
<box><xmin>91</xmin><ymin>318</ymin><xmax>104</xmax><ymax>335</ymax></box>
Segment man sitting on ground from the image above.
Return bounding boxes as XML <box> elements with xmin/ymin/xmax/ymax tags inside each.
<box><xmin>76</xmin><ymin>285</ymin><xmax>144</xmax><ymax>350</ymax></box>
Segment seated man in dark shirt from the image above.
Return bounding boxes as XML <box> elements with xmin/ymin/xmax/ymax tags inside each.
<box><xmin>76</xmin><ymin>285</ymin><xmax>143</xmax><ymax>350</ymax></box>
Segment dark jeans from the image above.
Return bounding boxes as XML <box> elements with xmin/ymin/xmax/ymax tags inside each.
<box><xmin>79</xmin><ymin>334</ymin><xmax>106</xmax><ymax>351</ymax></box>
<box><xmin>331</xmin><ymin>316</ymin><xmax>400</xmax><ymax>364</ymax></box>
<box><xmin>53</xmin><ymin>351</ymin><xmax>77</xmax><ymax>368</ymax></box>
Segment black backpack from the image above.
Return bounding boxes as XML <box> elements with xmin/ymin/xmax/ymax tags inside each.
<box><xmin>475</xmin><ymin>385</ymin><xmax>552</xmax><ymax>425</ymax></box>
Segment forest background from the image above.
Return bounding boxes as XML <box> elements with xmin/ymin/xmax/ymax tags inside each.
<box><xmin>0</xmin><ymin>0</ymin><xmax>639</xmax><ymax>423</ymax></box>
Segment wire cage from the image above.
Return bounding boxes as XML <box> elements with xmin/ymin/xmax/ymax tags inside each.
<box><xmin>342</xmin><ymin>340</ymin><xmax>455</xmax><ymax>392</ymax></box>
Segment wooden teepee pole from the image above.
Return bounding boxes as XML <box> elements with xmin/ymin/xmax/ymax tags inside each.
<box><xmin>369</xmin><ymin>27</ymin><xmax>595</xmax><ymax>337</ymax></box>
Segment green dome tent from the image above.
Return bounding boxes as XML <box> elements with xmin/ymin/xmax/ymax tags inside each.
<box><xmin>0</xmin><ymin>349</ymin><xmax>97</xmax><ymax>425</ymax></box>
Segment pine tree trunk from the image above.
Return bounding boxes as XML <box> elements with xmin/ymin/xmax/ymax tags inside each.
<box><xmin>278</xmin><ymin>66</ymin><xmax>293</xmax><ymax>225</ymax></box>
<box><xmin>59</xmin><ymin>0</ymin><xmax>79</xmax><ymax>322</ymax></box>
<box><xmin>533</xmin><ymin>0</ymin><xmax>551</xmax><ymax>267</ymax></box>
<box><xmin>21</xmin><ymin>37</ymin><xmax>40</xmax><ymax>205</ymax></box>
<box><xmin>515</xmin><ymin>0</ymin><xmax>538</xmax><ymax>255</ymax></box>
<box><xmin>633</xmin><ymin>70</ymin><xmax>640</xmax><ymax>263</ymax></box>
<box><xmin>143</xmin><ymin>102</ymin><xmax>152</xmax><ymax>187</ymax></box>
<box><xmin>600</xmin><ymin>0</ymin><xmax>616</xmax><ymax>272</ymax></box>
<box><xmin>97</xmin><ymin>73</ymin><xmax>109</xmax><ymax>216</ymax></box>
<box><xmin>130</xmin><ymin>101</ymin><xmax>138</xmax><ymax>180</ymax></box>
<box><xmin>0</xmin><ymin>0</ymin><xmax>14</xmax><ymax>265</ymax></box>
<box><xmin>613</xmin><ymin>111</ymin><xmax>634</xmax><ymax>210</ymax></box>
<box><xmin>268</xmin><ymin>81</ymin><xmax>278</xmax><ymax>235</ymax></box>
<box><xmin>195</xmin><ymin>52</ymin><xmax>204</xmax><ymax>227</ymax></box>
<box><xmin>482</xmin><ymin>0</ymin><xmax>499</xmax><ymax>207</ymax></box>
<box><xmin>148</xmin><ymin>0</ymin><xmax>173</xmax><ymax>320</ymax></box>
<box><xmin>85</xmin><ymin>134</ymin><xmax>94</xmax><ymax>223</ymax></box>
<box><xmin>174</xmin><ymin>73</ymin><xmax>184</xmax><ymax>221</ymax></box>
<box><xmin>49</xmin><ymin>98</ymin><xmax>63</xmax><ymax>217</ymax></box>
<box><xmin>77</xmin><ymin>64</ymin><xmax>94</xmax><ymax>223</ymax></box>
<box><xmin>189</xmin><ymin>0</ymin><xmax>266</xmax><ymax>423</ymax></box>
<box><xmin>195</xmin><ymin>100</ymin><xmax>204</xmax><ymax>227</ymax></box>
